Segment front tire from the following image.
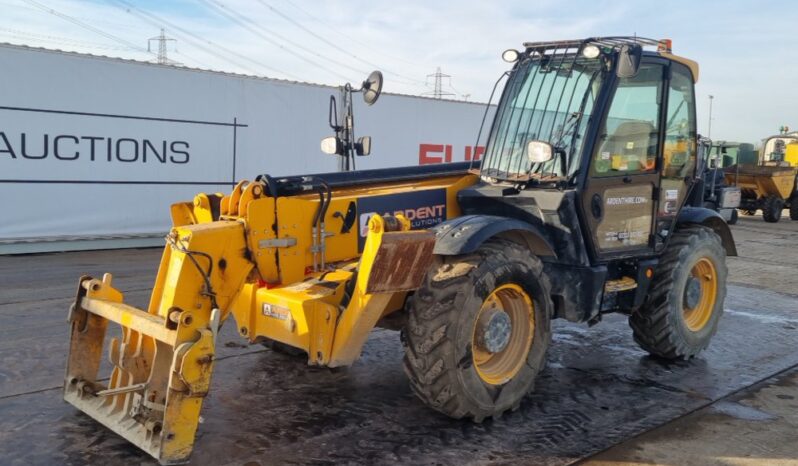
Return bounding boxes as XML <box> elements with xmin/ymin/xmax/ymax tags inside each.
<box><xmin>403</xmin><ymin>239</ymin><xmax>552</xmax><ymax>421</ymax></box>
<box><xmin>630</xmin><ymin>226</ymin><xmax>727</xmax><ymax>360</ymax></box>
<box><xmin>789</xmin><ymin>194</ymin><xmax>798</xmax><ymax>221</ymax></box>
<box><xmin>762</xmin><ymin>196</ymin><xmax>784</xmax><ymax>223</ymax></box>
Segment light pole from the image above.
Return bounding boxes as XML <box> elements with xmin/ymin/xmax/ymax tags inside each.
<box><xmin>707</xmin><ymin>95</ymin><xmax>714</xmax><ymax>139</ymax></box>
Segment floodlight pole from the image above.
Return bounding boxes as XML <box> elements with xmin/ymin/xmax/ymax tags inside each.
<box><xmin>707</xmin><ymin>95</ymin><xmax>714</xmax><ymax>139</ymax></box>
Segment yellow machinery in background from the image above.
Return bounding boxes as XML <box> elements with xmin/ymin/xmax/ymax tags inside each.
<box><xmin>787</xmin><ymin>143</ymin><xmax>798</xmax><ymax>166</ymax></box>
<box><xmin>725</xmin><ymin>130</ymin><xmax>798</xmax><ymax>222</ymax></box>
<box><xmin>766</xmin><ymin>128</ymin><xmax>798</xmax><ymax>166</ymax></box>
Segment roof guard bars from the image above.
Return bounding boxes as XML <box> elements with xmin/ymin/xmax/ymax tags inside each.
<box><xmin>522</xmin><ymin>36</ymin><xmax>662</xmax><ymax>53</ymax></box>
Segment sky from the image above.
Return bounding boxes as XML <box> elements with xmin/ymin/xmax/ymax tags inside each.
<box><xmin>1</xmin><ymin>0</ymin><xmax>795</xmax><ymax>143</ymax></box>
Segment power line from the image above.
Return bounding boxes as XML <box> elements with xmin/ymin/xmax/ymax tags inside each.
<box><xmin>0</xmin><ymin>26</ymin><xmax>136</xmax><ymax>51</ymax></box>
<box><xmin>21</xmin><ymin>0</ymin><xmax>155</xmax><ymax>57</ymax></box>
<box><xmin>1</xmin><ymin>0</ymin><xmax>152</xmax><ymax>31</ymax></box>
<box><xmin>255</xmin><ymin>0</ymin><xmax>426</xmax><ymax>87</ymax></box>
<box><xmin>282</xmin><ymin>0</ymin><xmax>422</xmax><ymax>69</ymax></box>
<box><xmin>5</xmin><ymin>5</ymin><xmax>204</xmax><ymax>70</ymax></box>
<box><xmin>107</xmin><ymin>0</ymin><xmax>261</xmax><ymax>73</ymax></box>
<box><xmin>447</xmin><ymin>81</ymin><xmax>472</xmax><ymax>101</ymax></box>
<box><xmin>106</xmin><ymin>0</ymin><xmax>301</xmax><ymax>79</ymax></box>
<box><xmin>198</xmin><ymin>0</ymin><xmax>361</xmax><ymax>82</ymax></box>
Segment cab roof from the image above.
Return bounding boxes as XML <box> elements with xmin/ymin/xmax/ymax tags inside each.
<box><xmin>520</xmin><ymin>36</ymin><xmax>699</xmax><ymax>83</ymax></box>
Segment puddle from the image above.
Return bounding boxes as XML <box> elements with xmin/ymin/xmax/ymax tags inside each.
<box><xmin>725</xmin><ymin>309</ymin><xmax>798</xmax><ymax>326</ymax></box>
<box><xmin>710</xmin><ymin>400</ymin><xmax>778</xmax><ymax>421</ymax></box>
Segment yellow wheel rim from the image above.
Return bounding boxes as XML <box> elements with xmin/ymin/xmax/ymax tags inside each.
<box><xmin>682</xmin><ymin>257</ymin><xmax>718</xmax><ymax>332</ymax></box>
<box><xmin>472</xmin><ymin>284</ymin><xmax>534</xmax><ymax>385</ymax></box>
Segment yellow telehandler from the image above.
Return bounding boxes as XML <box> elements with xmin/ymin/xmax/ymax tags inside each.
<box><xmin>64</xmin><ymin>37</ymin><xmax>736</xmax><ymax>464</ymax></box>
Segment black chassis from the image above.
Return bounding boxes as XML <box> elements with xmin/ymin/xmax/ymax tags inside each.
<box><xmin>433</xmin><ymin>50</ymin><xmax>736</xmax><ymax>325</ymax></box>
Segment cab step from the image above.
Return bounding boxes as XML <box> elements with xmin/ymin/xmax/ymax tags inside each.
<box><xmin>604</xmin><ymin>276</ymin><xmax>638</xmax><ymax>293</ymax></box>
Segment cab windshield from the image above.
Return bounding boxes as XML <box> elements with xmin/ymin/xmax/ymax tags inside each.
<box><xmin>709</xmin><ymin>144</ymin><xmax>740</xmax><ymax>168</ymax></box>
<box><xmin>481</xmin><ymin>52</ymin><xmax>605</xmax><ymax>183</ymax></box>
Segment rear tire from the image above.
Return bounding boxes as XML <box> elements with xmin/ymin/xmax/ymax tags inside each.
<box><xmin>403</xmin><ymin>239</ymin><xmax>552</xmax><ymax>421</ymax></box>
<box><xmin>762</xmin><ymin>196</ymin><xmax>784</xmax><ymax>223</ymax></box>
<box><xmin>789</xmin><ymin>195</ymin><xmax>798</xmax><ymax>221</ymax></box>
<box><xmin>630</xmin><ymin>226</ymin><xmax>727</xmax><ymax>360</ymax></box>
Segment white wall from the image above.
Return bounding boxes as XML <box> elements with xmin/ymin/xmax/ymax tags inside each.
<box><xmin>0</xmin><ymin>45</ymin><xmax>493</xmax><ymax>250</ymax></box>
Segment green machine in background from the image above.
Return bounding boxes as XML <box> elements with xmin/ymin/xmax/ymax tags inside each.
<box><xmin>709</xmin><ymin>141</ymin><xmax>759</xmax><ymax>168</ymax></box>
<box><xmin>700</xmin><ymin>140</ymin><xmax>747</xmax><ymax>224</ymax></box>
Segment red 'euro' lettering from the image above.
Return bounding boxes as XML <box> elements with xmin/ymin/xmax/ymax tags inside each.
<box><xmin>419</xmin><ymin>144</ymin><xmax>444</xmax><ymax>164</ymax></box>
<box><xmin>419</xmin><ymin>143</ymin><xmax>486</xmax><ymax>164</ymax></box>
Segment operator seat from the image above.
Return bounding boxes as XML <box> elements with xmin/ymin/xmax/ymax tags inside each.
<box><xmin>603</xmin><ymin>121</ymin><xmax>657</xmax><ymax>172</ymax></box>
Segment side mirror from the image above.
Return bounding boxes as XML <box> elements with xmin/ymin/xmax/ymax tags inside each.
<box><xmin>321</xmin><ymin>136</ymin><xmax>343</xmax><ymax>156</ymax></box>
<box><xmin>616</xmin><ymin>44</ymin><xmax>642</xmax><ymax>78</ymax></box>
<box><xmin>361</xmin><ymin>71</ymin><xmax>383</xmax><ymax>106</ymax></box>
<box><xmin>355</xmin><ymin>136</ymin><xmax>372</xmax><ymax>156</ymax></box>
<box><xmin>526</xmin><ymin>140</ymin><xmax>554</xmax><ymax>163</ymax></box>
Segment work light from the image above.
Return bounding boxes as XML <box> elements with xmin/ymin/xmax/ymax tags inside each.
<box><xmin>502</xmin><ymin>49</ymin><xmax>519</xmax><ymax>63</ymax></box>
<box><xmin>582</xmin><ymin>44</ymin><xmax>600</xmax><ymax>59</ymax></box>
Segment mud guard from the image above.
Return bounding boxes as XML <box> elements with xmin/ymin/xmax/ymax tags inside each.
<box><xmin>432</xmin><ymin>215</ymin><xmax>556</xmax><ymax>258</ymax></box>
<box><xmin>677</xmin><ymin>206</ymin><xmax>738</xmax><ymax>256</ymax></box>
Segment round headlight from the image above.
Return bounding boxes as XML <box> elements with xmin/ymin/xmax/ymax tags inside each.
<box><xmin>502</xmin><ymin>49</ymin><xmax>520</xmax><ymax>63</ymax></box>
<box><xmin>582</xmin><ymin>44</ymin><xmax>601</xmax><ymax>59</ymax></box>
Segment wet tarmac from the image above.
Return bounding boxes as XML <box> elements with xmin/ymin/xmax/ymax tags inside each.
<box><xmin>1</xmin><ymin>216</ymin><xmax>797</xmax><ymax>466</ymax></box>
<box><xmin>584</xmin><ymin>365</ymin><xmax>798</xmax><ymax>465</ymax></box>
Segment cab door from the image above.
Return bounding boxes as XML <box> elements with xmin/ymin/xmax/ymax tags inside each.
<box><xmin>649</xmin><ymin>63</ymin><xmax>699</xmax><ymax>256</ymax></box>
<box><xmin>581</xmin><ymin>60</ymin><xmax>666</xmax><ymax>259</ymax></box>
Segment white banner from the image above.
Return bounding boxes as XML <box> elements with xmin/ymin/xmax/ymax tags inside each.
<box><xmin>0</xmin><ymin>44</ymin><xmax>494</xmax><ymax>250</ymax></box>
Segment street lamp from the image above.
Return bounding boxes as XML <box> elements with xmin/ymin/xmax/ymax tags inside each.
<box><xmin>707</xmin><ymin>95</ymin><xmax>714</xmax><ymax>139</ymax></box>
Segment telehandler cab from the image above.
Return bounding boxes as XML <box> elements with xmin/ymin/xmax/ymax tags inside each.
<box><xmin>64</xmin><ymin>37</ymin><xmax>736</xmax><ymax>464</ymax></box>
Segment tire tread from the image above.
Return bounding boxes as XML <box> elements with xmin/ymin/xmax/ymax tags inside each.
<box><xmin>403</xmin><ymin>239</ymin><xmax>551</xmax><ymax>420</ymax></box>
<box><xmin>630</xmin><ymin>225</ymin><xmax>727</xmax><ymax>360</ymax></box>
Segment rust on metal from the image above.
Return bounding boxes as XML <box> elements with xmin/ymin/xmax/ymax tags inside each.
<box><xmin>366</xmin><ymin>230</ymin><xmax>436</xmax><ymax>294</ymax></box>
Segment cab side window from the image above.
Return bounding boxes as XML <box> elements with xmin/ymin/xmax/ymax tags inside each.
<box><xmin>663</xmin><ymin>63</ymin><xmax>696</xmax><ymax>178</ymax></box>
<box><xmin>592</xmin><ymin>64</ymin><xmax>664</xmax><ymax>176</ymax></box>
<box><xmin>658</xmin><ymin>62</ymin><xmax>697</xmax><ymax>215</ymax></box>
